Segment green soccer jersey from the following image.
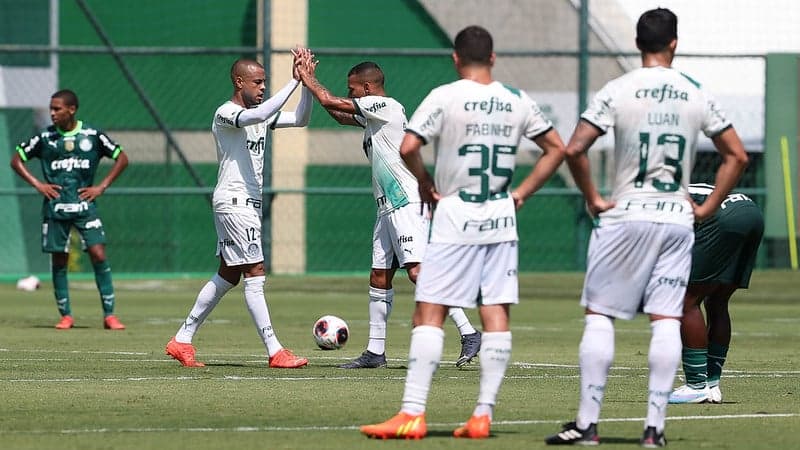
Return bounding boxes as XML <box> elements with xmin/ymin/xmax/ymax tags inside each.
<box><xmin>16</xmin><ymin>120</ymin><xmax>122</xmax><ymax>220</ymax></box>
<box><xmin>688</xmin><ymin>182</ymin><xmax>756</xmax><ymax>218</ymax></box>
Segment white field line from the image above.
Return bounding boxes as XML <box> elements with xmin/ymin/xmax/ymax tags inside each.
<box><xmin>1</xmin><ymin>350</ymin><xmax>798</xmax><ymax>378</ymax></box>
<box><xmin>2</xmin><ymin>349</ymin><xmax>799</xmax><ymax>373</ymax></box>
<box><xmin>2</xmin><ymin>413</ymin><xmax>798</xmax><ymax>435</ymax></box>
<box><xmin>4</xmin><ymin>371</ymin><xmax>799</xmax><ymax>383</ymax></box>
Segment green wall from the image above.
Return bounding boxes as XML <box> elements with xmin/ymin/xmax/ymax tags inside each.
<box><xmin>59</xmin><ymin>0</ymin><xmax>257</xmax><ymax>130</ymax></box>
<box><xmin>0</xmin><ymin>0</ymin><xmax>50</xmax><ymax>66</ymax></box>
<box><xmin>0</xmin><ymin>110</ymin><xmax>34</xmax><ymax>272</ymax></box>
<box><xmin>764</xmin><ymin>54</ymin><xmax>799</xmax><ymax>267</ymax></box>
<box><xmin>307</xmin><ymin>0</ymin><xmax>456</xmax><ymax>129</ymax></box>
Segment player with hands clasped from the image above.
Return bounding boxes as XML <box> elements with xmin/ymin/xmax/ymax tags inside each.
<box><xmin>294</xmin><ymin>49</ymin><xmax>483</xmax><ymax>369</ymax></box>
<box><xmin>166</xmin><ymin>49</ymin><xmax>313</xmax><ymax>368</ymax></box>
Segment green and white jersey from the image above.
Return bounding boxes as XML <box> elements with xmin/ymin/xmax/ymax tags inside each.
<box><xmin>407</xmin><ymin>79</ymin><xmax>553</xmax><ymax>244</ymax></box>
<box><xmin>582</xmin><ymin>66</ymin><xmax>732</xmax><ymax>228</ymax></box>
<box><xmin>16</xmin><ymin>120</ymin><xmax>122</xmax><ymax>220</ymax></box>
<box><xmin>353</xmin><ymin>95</ymin><xmax>419</xmax><ymax>216</ymax></box>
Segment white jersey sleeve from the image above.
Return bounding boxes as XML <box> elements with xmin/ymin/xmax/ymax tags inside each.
<box><xmin>236</xmin><ymin>79</ymin><xmax>299</xmax><ymax>128</ymax></box>
<box><xmin>270</xmin><ymin>86</ymin><xmax>313</xmax><ymax>129</ymax></box>
<box><xmin>406</xmin><ymin>79</ymin><xmax>552</xmax><ymax>244</ymax></box>
<box><xmin>581</xmin><ymin>67</ymin><xmax>733</xmax><ymax>227</ymax></box>
<box><xmin>353</xmin><ymin>95</ymin><xmax>420</xmax><ymax>215</ymax></box>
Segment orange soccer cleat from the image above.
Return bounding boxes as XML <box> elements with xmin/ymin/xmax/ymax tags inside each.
<box><xmin>360</xmin><ymin>412</ymin><xmax>427</xmax><ymax>440</ymax></box>
<box><xmin>165</xmin><ymin>337</ymin><xmax>205</xmax><ymax>367</ymax></box>
<box><xmin>103</xmin><ymin>315</ymin><xmax>126</xmax><ymax>330</ymax></box>
<box><xmin>268</xmin><ymin>348</ymin><xmax>308</xmax><ymax>368</ymax></box>
<box><xmin>55</xmin><ymin>315</ymin><xmax>74</xmax><ymax>329</ymax></box>
<box><xmin>453</xmin><ymin>414</ymin><xmax>491</xmax><ymax>439</ymax></box>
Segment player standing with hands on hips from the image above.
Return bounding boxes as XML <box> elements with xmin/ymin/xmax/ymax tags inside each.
<box><xmin>360</xmin><ymin>25</ymin><xmax>566</xmax><ymax>439</ymax></box>
<box><xmin>11</xmin><ymin>89</ymin><xmax>128</xmax><ymax>330</ymax></box>
<box><xmin>545</xmin><ymin>8</ymin><xmax>748</xmax><ymax>447</ymax></box>
<box><xmin>165</xmin><ymin>49</ymin><xmax>312</xmax><ymax>368</ymax></box>
<box><xmin>293</xmin><ymin>52</ymin><xmax>482</xmax><ymax>369</ymax></box>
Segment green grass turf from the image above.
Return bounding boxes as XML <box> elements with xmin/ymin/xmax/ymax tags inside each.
<box><xmin>0</xmin><ymin>271</ymin><xmax>798</xmax><ymax>449</ymax></box>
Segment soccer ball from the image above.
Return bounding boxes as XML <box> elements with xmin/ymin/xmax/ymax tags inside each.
<box><xmin>312</xmin><ymin>315</ymin><xmax>349</xmax><ymax>350</ymax></box>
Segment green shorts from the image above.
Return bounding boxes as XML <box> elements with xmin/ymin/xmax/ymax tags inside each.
<box><xmin>41</xmin><ymin>215</ymin><xmax>107</xmax><ymax>253</ymax></box>
<box><xmin>690</xmin><ymin>202</ymin><xmax>764</xmax><ymax>288</ymax></box>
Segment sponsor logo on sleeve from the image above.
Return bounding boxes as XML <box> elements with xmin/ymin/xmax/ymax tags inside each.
<box><xmin>217</xmin><ymin>113</ymin><xmax>235</xmax><ymax>126</ymax></box>
<box><xmin>364</xmin><ymin>101</ymin><xmax>386</xmax><ymax>113</ymax></box>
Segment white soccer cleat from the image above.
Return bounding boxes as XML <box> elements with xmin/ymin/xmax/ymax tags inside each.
<box><xmin>709</xmin><ymin>385</ymin><xmax>722</xmax><ymax>403</ymax></box>
<box><xmin>668</xmin><ymin>384</ymin><xmax>711</xmax><ymax>404</ymax></box>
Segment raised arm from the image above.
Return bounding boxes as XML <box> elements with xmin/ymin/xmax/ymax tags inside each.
<box><xmin>271</xmin><ymin>84</ymin><xmax>313</xmax><ymax>128</ymax></box>
<box><xmin>295</xmin><ymin>48</ymin><xmax>360</xmax><ymax>127</ymax></box>
<box><xmin>237</xmin><ymin>78</ymin><xmax>300</xmax><ymax>127</ymax></box>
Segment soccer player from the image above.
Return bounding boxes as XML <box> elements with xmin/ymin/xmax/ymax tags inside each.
<box><xmin>294</xmin><ymin>55</ymin><xmax>482</xmax><ymax>369</ymax></box>
<box><xmin>11</xmin><ymin>89</ymin><xmax>128</xmax><ymax>330</ymax></box>
<box><xmin>360</xmin><ymin>25</ymin><xmax>566</xmax><ymax>439</ymax></box>
<box><xmin>669</xmin><ymin>183</ymin><xmax>764</xmax><ymax>404</ymax></box>
<box><xmin>165</xmin><ymin>51</ymin><xmax>312</xmax><ymax>368</ymax></box>
<box><xmin>544</xmin><ymin>8</ymin><xmax>749</xmax><ymax>447</ymax></box>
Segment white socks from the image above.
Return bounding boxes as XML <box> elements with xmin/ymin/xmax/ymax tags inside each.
<box><xmin>574</xmin><ymin>315</ymin><xmax>681</xmax><ymax>434</ymax></box>
<box><xmin>401</xmin><ymin>325</ymin><xmax>444</xmax><ymax>415</ymax></box>
<box><xmin>366</xmin><ymin>286</ymin><xmax>393</xmax><ymax>355</ymax></box>
<box><xmin>243</xmin><ymin>276</ymin><xmax>283</xmax><ymax>357</ymax></box>
<box><xmin>646</xmin><ymin>318</ymin><xmax>682</xmax><ymax>433</ymax></box>
<box><xmin>577</xmin><ymin>314</ymin><xmax>615</xmax><ymax>430</ymax></box>
<box><xmin>448</xmin><ymin>307</ymin><xmax>477</xmax><ymax>336</ymax></box>
<box><xmin>474</xmin><ymin>331</ymin><xmax>512</xmax><ymax>419</ymax></box>
<box><xmin>175</xmin><ymin>274</ymin><xmax>234</xmax><ymax>343</ymax></box>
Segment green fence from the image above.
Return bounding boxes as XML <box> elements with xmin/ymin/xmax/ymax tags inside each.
<box><xmin>0</xmin><ymin>0</ymin><xmax>786</xmax><ymax>277</ymax></box>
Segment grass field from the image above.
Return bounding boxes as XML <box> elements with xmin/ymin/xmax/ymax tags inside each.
<box><xmin>0</xmin><ymin>271</ymin><xmax>798</xmax><ymax>449</ymax></box>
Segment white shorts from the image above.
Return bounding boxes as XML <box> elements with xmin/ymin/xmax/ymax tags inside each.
<box><xmin>372</xmin><ymin>204</ymin><xmax>428</xmax><ymax>269</ymax></box>
<box><xmin>581</xmin><ymin>221</ymin><xmax>693</xmax><ymax>320</ymax></box>
<box><xmin>214</xmin><ymin>209</ymin><xmax>263</xmax><ymax>266</ymax></box>
<box><xmin>415</xmin><ymin>241</ymin><xmax>518</xmax><ymax>308</ymax></box>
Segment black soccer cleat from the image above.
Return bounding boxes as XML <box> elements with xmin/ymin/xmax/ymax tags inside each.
<box><xmin>456</xmin><ymin>331</ymin><xmax>482</xmax><ymax>368</ymax></box>
<box><xmin>545</xmin><ymin>421</ymin><xmax>600</xmax><ymax>445</ymax></box>
<box><xmin>338</xmin><ymin>350</ymin><xmax>387</xmax><ymax>369</ymax></box>
<box><xmin>640</xmin><ymin>426</ymin><xmax>666</xmax><ymax>448</ymax></box>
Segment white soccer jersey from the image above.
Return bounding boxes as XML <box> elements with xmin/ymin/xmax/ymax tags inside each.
<box><xmin>582</xmin><ymin>66</ymin><xmax>732</xmax><ymax>227</ymax></box>
<box><xmin>211</xmin><ymin>101</ymin><xmax>278</xmax><ymax>213</ymax></box>
<box><xmin>353</xmin><ymin>95</ymin><xmax>420</xmax><ymax>216</ymax></box>
<box><xmin>407</xmin><ymin>79</ymin><xmax>553</xmax><ymax>244</ymax></box>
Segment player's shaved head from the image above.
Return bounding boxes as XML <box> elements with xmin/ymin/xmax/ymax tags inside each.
<box><xmin>230</xmin><ymin>58</ymin><xmax>263</xmax><ymax>84</ymax></box>
<box><xmin>348</xmin><ymin>62</ymin><xmax>384</xmax><ymax>87</ymax></box>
